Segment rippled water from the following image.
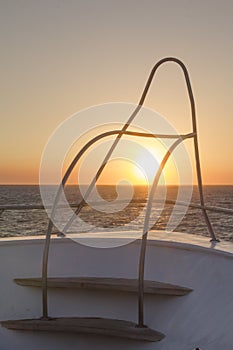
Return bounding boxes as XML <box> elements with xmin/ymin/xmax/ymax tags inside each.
<box><xmin>0</xmin><ymin>185</ymin><xmax>233</xmax><ymax>241</ymax></box>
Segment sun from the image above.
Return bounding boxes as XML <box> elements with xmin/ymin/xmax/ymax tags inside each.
<box><xmin>130</xmin><ymin>140</ymin><xmax>178</xmax><ymax>186</ymax></box>
<box><xmin>132</xmin><ymin>166</ymin><xmax>147</xmax><ymax>185</ymax></box>
<box><xmin>131</xmin><ymin>158</ymin><xmax>158</xmax><ymax>185</ymax></box>
<box><xmin>130</xmin><ymin>143</ymin><xmax>163</xmax><ymax>185</ymax></box>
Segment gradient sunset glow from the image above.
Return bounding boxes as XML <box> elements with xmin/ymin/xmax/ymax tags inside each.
<box><xmin>1</xmin><ymin>1</ymin><xmax>232</xmax><ymax>185</ymax></box>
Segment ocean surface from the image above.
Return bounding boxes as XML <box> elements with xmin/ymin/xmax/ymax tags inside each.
<box><xmin>0</xmin><ymin>185</ymin><xmax>233</xmax><ymax>241</ymax></box>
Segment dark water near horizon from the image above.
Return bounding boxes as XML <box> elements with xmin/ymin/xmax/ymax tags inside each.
<box><xmin>0</xmin><ymin>185</ymin><xmax>233</xmax><ymax>241</ymax></box>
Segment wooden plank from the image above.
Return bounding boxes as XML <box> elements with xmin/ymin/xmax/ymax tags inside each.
<box><xmin>1</xmin><ymin>317</ymin><xmax>165</xmax><ymax>342</ymax></box>
<box><xmin>14</xmin><ymin>277</ymin><xmax>192</xmax><ymax>296</ymax></box>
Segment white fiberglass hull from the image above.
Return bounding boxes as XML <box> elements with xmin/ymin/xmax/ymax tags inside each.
<box><xmin>1</xmin><ymin>231</ymin><xmax>233</xmax><ymax>350</ymax></box>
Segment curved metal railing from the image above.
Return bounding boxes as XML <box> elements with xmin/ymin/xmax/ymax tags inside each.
<box><xmin>40</xmin><ymin>130</ymin><xmax>196</xmax><ymax>319</ymax></box>
<box><xmin>2</xmin><ymin>57</ymin><xmax>223</xmax><ymax>326</ymax></box>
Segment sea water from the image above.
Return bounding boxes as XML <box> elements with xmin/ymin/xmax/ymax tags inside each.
<box><xmin>0</xmin><ymin>185</ymin><xmax>232</xmax><ymax>241</ymax></box>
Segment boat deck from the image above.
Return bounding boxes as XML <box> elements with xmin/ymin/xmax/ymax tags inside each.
<box><xmin>1</xmin><ymin>231</ymin><xmax>233</xmax><ymax>257</ymax></box>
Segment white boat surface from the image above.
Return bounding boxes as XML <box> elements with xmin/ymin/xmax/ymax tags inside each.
<box><xmin>1</xmin><ymin>231</ymin><xmax>233</xmax><ymax>350</ymax></box>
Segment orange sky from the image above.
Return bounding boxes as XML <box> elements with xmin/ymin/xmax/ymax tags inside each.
<box><xmin>1</xmin><ymin>1</ymin><xmax>232</xmax><ymax>185</ymax></box>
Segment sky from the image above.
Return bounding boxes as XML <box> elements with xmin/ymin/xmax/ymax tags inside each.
<box><xmin>0</xmin><ymin>0</ymin><xmax>233</xmax><ymax>185</ymax></box>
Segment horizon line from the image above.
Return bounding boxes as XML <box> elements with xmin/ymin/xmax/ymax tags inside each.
<box><xmin>1</xmin><ymin>183</ymin><xmax>233</xmax><ymax>186</ymax></box>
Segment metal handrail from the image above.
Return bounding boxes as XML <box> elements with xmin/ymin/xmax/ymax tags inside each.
<box><xmin>137</xmin><ymin>57</ymin><xmax>216</xmax><ymax>327</ymax></box>
<box><xmin>40</xmin><ymin>130</ymin><xmax>195</xmax><ymax>318</ymax></box>
<box><xmin>138</xmin><ymin>137</ymin><xmax>185</xmax><ymax>326</ymax></box>
<box><xmin>39</xmin><ymin>57</ymin><xmax>219</xmax><ymax>325</ymax></box>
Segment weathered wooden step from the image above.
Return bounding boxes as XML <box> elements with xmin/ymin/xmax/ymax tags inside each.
<box><xmin>14</xmin><ymin>277</ymin><xmax>192</xmax><ymax>296</ymax></box>
<box><xmin>1</xmin><ymin>317</ymin><xmax>165</xmax><ymax>342</ymax></box>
